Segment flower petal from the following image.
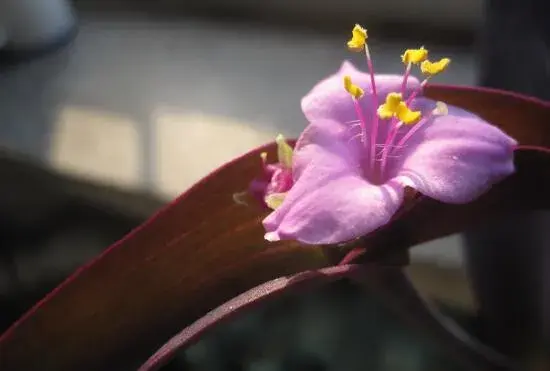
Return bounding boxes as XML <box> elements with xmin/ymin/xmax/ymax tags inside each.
<box><xmin>301</xmin><ymin>61</ymin><xmax>421</xmax><ymax>127</ymax></box>
<box><xmin>263</xmin><ymin>120</ymin><xmax>404</xmax><ymax>244</ymax></box>
<box><xmin>391</xmin><ymin>98</ymin><xmax>517</xmax><ymax>203</ymax></box>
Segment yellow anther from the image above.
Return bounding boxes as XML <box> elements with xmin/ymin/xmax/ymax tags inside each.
<box><xmin>396</xmin><ymin>105</ymin><xmax>422</xmax><ymax>125</ymax></box>
<box><xmin>275</xmin><ymin>134</ymin><xmax>293</xmax><ymax>168</ymax></box>
<box><xmin>343</xmin><ymin>75</ymin><xmax>364</xmax><ymax>99</ymax></box>
<box><xmin>401</xmin><ymin>47</ymin><xmax>428</xmax><ymax>65</ymax></box>
<box><xmin>377</xmin><ymin>92</ymin><xmax>403</xmax><ymax>119</ymax></box>
<box><xmin>347</xmin><ymin>24</ymin><xmax>368</xmax><ymax>52</ymax></box>
<box><xmin>384</xmin><ymin>92</ymin><xmax>402</xmax><ymax>110</ymax></box>
<box><xmin>420</xmin><ymin>58</ymin><xmax>451</xmax><ymax>76</ymax></box>
<box><xmin>377</xmin><ymin>92</ymin><xmax>422</xmax><ymax>125</ymax></box>
<box><xmin>265</xmin><ymin>192</ymin><xmax>286</xmax><ymax>210</ymax></box>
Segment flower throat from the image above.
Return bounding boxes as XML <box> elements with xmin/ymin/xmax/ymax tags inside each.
<box><xmin>344</xmin><ymin>24</ymin><xmax>451</xmax><ymax>184</ymax></box>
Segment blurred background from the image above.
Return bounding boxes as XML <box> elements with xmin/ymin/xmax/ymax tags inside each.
<box><xmin>0</xmin><ymin>0</ymin><xmax>547</xmax><ymax>370</ymax></box>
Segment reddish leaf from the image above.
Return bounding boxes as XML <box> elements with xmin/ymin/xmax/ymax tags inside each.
<box><xmin>139</xmin><ymin>264</ymin><xmax>520</xmax><ymax>371</ymax></box>
<box><xmin>0</xmin><ymin>144</ymin><xmax>328</xmax><ymax>371</ymax></box>
<box><xmin>0</xmin><ymin>85</ymin><xmax>549</xmax><ymax>371</ymax></box>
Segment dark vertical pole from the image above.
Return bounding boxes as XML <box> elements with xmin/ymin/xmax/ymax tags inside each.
<box><xmin>478</xmin><ymin>0</ymin><xmax>550</xmax><ymax>100</ymax></box>
<box><xmin>466</xmin><ymin>0</ymin><xmax>550</xmax><ymax>359</ymax></box>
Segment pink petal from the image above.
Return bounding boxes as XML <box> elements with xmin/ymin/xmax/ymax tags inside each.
<box><xmin>263</xmin><ymin>120</ymin><xmax>404</xmax><ymax>244</ymax></box>
<box><xmin>390</xmin><ymin>98</ymin><xmax>517</xmax><ymax>203</ymax></box>
<box><xmin>300</xmin><ymin>61</ymin><xmax>421</xmax><ymax>128</ymax></box>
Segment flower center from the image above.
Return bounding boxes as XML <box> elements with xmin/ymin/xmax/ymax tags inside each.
<box><xmin>344</xmin><ymin>26</ymin><xmax>451</xmax><ymax>184</ymax></box>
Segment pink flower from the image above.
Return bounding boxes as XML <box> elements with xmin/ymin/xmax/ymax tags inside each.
<box><xmin>249</xmin><ymin>135</ymin><xmax>294</xmax><ymax>210</ymax></box>
<box><xmin>260</xmin><ymin>59</ymin><xmax>516</xmax><ymax>245</ymax></box>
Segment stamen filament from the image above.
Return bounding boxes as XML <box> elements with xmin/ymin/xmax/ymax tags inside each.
<box><xmin>393</xmin><ymin>110</ymin><xmax>437</xmax><ymax>153</ymax></box>
<box><xmin>352</xmin><ymin>99</ymin><xmax>368</xmax><ymax>146</ymax></box>
<box><xmin>365</xmin><ymin>45</ymin><xmax>379</xmax><ymax>172</ymax></box>
<box><xmin>380</xmin><ymin>63</ymin><xmax>422</xmax><ymax>176</ymax></box>
<box><xmin>406</xmin><ymin>78</ymin><xmax>430</xmax><ymax>106</ymax></box>
<box><xmin>401</xmin><ymin>62</ymin><xmax>412</xmax><ymax>96</ymax></box>
<box><xmin>384</xmin><ymin>80</ymin><xmax>431</xmax><ymax>166</ymax></box>
<box><xmin>380</xmin><ymin>121</ymin><xmax>402</xmax><ymax>176</ymax></box>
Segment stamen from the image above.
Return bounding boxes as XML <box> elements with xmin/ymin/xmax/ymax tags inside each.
<box><xmin>347</xmin><ymin>24</ymin><xmax>368</xmax><ymax>52</ymax></box>
<box><xmin>384</xmin><ymin>153</ymin><xmax>403</xmax><ymax>159</ymax></box>
<box><xmin>377</xmin><ymin>92</ymin><xmax>422</xmax><ymax>177</ymax></box>
<box><xmin>374</xmin><ymin>144</ymin><xmax>404</xmax><ymax>160</ymax></box>
<box><xmin>405</xmin><ymin>78</ymin><xmax>429</xmax><ymax>105</ymax></box>
<box><xmin>434</xmin><ymin>101</ymin><xmax>448</xmax><ymax>116</ymax></box>
<box><xmin>352</xmin><ymin>99</ymin><xmax>368</xmax><ymax>146</ymax></box>
<box><xmin>275</xmin><ymin>134</ymin><xmax>294</xmax><ymax>168</ymax></box>
<box><xmin>343</xmin><ymin>75</ymin><xmax>368</xmax><ymax>146</ymax></box>
<box><xmin>405</xmin><ymin>58</ymin><xmax>451</xmax><ymax>104</ymax></box>
<box><xmin>400</xmin><ymin>47</ymin><xmax>428</xmax><ymax>95</ymax></box>
<box><xmin>377</xmin><ymin>93</ymin><xmax>421</xmax><ymax>125</ymax></box>
<box><xmin>377</xmin><ymin>92</ymin><xmax>403</xmax><ymax>119</ymax></box>
<box><xmin>396</xmin><ymin>105</ymin><xmax>422</xmax><ymax>124</ymax></box>
<box><xmin>406</xmin><ymin>58</ymin><xmax>451</xmax><ymax>106</ymax></box>
<box><xmin>345</xmin><ymin>24</ymin><xmax>379</xmax><ymax>171</ymax></box>
<box><xmin>348</xmin><ymin>132</ymin><xmax>365</xmax><ymax>144</ymax></box>
<box><xmin>392</xmin><ymin>102</ymin><xmax>448</xmax><ymax>153</ymax></box>
<box><xmin>343</xmin><ymin>29</ymin><xmax>454</xmax><ymax>184</ymax></box>
<box><xmin>401</xmin><ymin>63</ymin><xmax>412</xmax><ymax>95</ymax></box>
<box><xmin>420</xmin><ymin>58</ymin><xmax>451</xmax><ymax>76</ymax></box>
<box><xmin>265</xmin><ymin>192</ymin><xmax>287</xmax><ymax>210</ymax></box>
<box><xmin>364</xmin><ymin>44</ymin><xmax>380</xmax><ymax>172</ymax></box>
<box><xmin>345</xmin><ymin>120</ymin><xmax>365</xmax><ymax>137</ymax></box>
<box><xmin>343</xmin><ymin>75</ymin><xmax>364</xmax><ymax>99</ymax></box>
<box><xmin>401</xmin><ymin>47</ymin><xmax>428</xmax><ymax>65</ymax></box>
<box><xmin>375</xmin><ymin>143</ymin><xmax>405</xmax><ymax>150</ymax></box>
<box><xmin>379</xmin><ymin>121</ymin><xmax>403</xmax><ymax>175</ymax></box>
